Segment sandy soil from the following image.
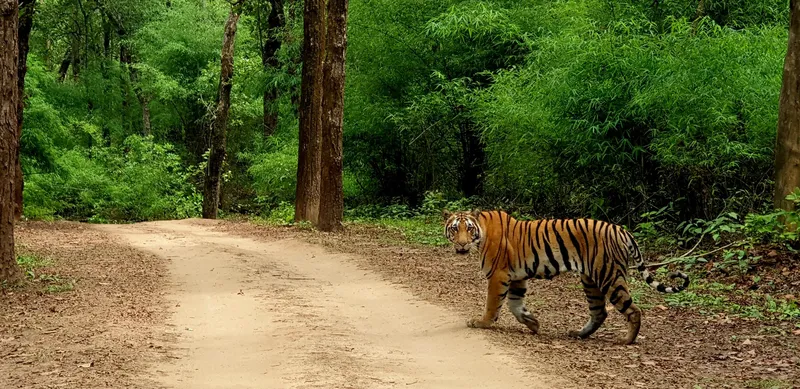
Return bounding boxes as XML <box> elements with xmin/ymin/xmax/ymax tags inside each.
<box><xmin>97</xmin><ymin>219</ymin><xmax>567</xmax><ymax>388</ymax></box>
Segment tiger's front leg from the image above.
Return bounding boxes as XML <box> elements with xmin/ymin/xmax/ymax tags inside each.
<box><xmin>467</xmin><ymin>273</ymin><xmax>510</xmax><ymax>329</ymax></box>
<box><xmin>507</xmin><ymin>280</ymin><xmax>539</xmax><ymax>334</ymax></box>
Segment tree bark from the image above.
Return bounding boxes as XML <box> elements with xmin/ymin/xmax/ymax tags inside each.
<box><xmin>0</xmin><ymin>0</ymin><xmax>21</xmax><ymax>283</ymax></box>
<box><xmin>261</xmin><ymin>0</ymin><xmax>284</xmax><ymax>137</ymax></box>
<box><xmin>14</xmin><ymin>0</ymin><xmax>33</xmax><ymax>221</ymax></box>
<box><xmin>141</xmin><ymin>96</ymin><xmax>151</xmax><ymax>136</ymax></box>
<box><xmin>202</xmin><ymin>3</ymin><xmax>243</xmax><ymax>219</ymax></box>
<box><xmin>70</xmin><ymin>28</ymin><xmax>80</xmax><ymax>80</ymax></box>
<box><xmin>459</xmin><ymin>119</ymin><xmax>485</xmax><ymax>198</ymax></box>
<box><xmin>774</xmin><ymin>0</ymin><xmax>800</xmax><ymax>215</ymax></box>
<box><xmin>294</xmin><ymin>0</ymin><xmax>324</xmax><ymax>223</ymax></box>
<box><xmin>317</xmin><ymin>0</ymin><xmax>348</xmax><ymax>231</ymax></box>
<box><xmin>57</xmin><ymin>47</ymin><xmax>70</xmax><ymax>81</ymax></box>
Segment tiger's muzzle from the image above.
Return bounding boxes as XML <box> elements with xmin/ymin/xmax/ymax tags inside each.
<box><xmin>454</xmin><ymin>243</ymin><xmax>472</xmax><ymax>255</ymax></box>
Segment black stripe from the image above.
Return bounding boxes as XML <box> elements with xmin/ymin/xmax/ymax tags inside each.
<box><xmin>544</xmin><ymin>221</ymin><xmax>561</xmax><ymax>276</ymax></box>
<box><xmin>590</xmin><ymin>220</ymin><xmax>599</xmax><ymax>279</ymax></box>
<box><xmin>609</xmin><ymin>284</ymin><xmax>625</xmax><ymax>304</ymax></box>
<box><xmin>620</xmin><ymin>298</ymin><xmax>633</xmax><ymax>313</ymax></box>
<box><xmin>565</xmin><ymin>221</ymin><xmax>583</xmax><ymax>272</ymax></box>
<box><xmin>554</xmin><ymin>221</ymin><xmax>571</xmax><ymax>272</ymax></box>
<box><xmin>509</xmin><ymin>287</ymin><xmax>526</xmax><ymax>297</ymax></box>
<box><xmin>586</xmin><ymin>294</ymin><xmax>605</xmax><ymax>301</ymax></box>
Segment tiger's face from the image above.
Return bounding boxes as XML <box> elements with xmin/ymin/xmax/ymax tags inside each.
<box><xmin>443</xmin><ymin>210</ymin><xmax>483</xmax><ymax>255</ymax></box>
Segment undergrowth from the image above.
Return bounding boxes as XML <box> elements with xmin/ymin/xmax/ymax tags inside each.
<box><xmin>14</xmin><ymin>252</ymin><xmax>74</xmax><ymax>294</ymax></box>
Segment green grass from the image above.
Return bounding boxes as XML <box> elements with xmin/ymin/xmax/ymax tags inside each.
<box><xmin>15</xmin><ymin>252</ymin><xmax>74</xmax><ymax>294</ymax></box>
<box><xmin>657</xmin><ymin>280</ymin><xmax>800</xmax><ymax>322</ymax></box>
<box><xmin>744</xmin><ymin>379</ymin><xmax>794</xmax><ymax>389</ymax></box>
<box><xmin>16</xmin><ymin>253</ymin><xmax>51</xmax><ymax>279</ymax></box>
<box><xmin>355</xmin><ymin>217</ymin><xmax>449</xmax><ymax>246</ymax></box>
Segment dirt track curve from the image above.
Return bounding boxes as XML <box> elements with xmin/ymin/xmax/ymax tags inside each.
<box><xmin>98</xmin><ymin>220</ymin><xmax>566</xmax><ymax>389</ymax></box>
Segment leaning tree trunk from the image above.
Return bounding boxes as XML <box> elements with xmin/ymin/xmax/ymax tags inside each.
<box><xmin>57</xmin><ymin>47</ymin><xmax>70</xmax><ymax>81</ymax></box>
<box><xmin>0</xmin><ymin>0</ymin><xmax>21</xmax><ymax>283</ymax></box>
<box><xmin>202</xmin><ymin>3</ymin><xmax>243</xmax><ymax>219</ymax></box>
<box><xmin>262</xmin><ymin>0</ymin><xmax>284</xmax><ymax>137</ymax></box>
<box><xmin>774</xmin><ymin>0</ymin><xmax>800</xmax><ymax>216</ymax></box>
<box><xmin>14</xmin><ymin>0</ymin><xmax>34</xmax><ymax>221</ymax></box>
<box><xmin>317</xmin><ymin>0</ymin><xmax>348</xmax><ymax>232</ymax></box>
<box><xmin>294</xmin><ymin>0</ymin><xmax>324</xmax><ymax>223</ymax></box>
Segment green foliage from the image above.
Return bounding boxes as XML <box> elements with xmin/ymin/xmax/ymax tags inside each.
<box><xmin>743</xmin><ymin>189</ymin><xmax>800</xmax><ymax>242</ymax></box>
<box><xmin>16</xmin><ymin>0</ymin><xmax>797</xmax><ymax>239</ymax></box>
<box><xmin>660</xmin><ymin>280</ymin><xmax>800</xmax><ymax>322</ymax></box>
<box><xmin>16</xmin><ymin>253</ymin><xmax>51</xmax><ymax>280</ymax></box>
<box><xmin>16</xmin><ymin>253</ymin><xmax>74</xmax><ymax>293</ymax></box>
<box><xmin>25</xmin><ymin>136</ymin><xmax>201</xmax><ymax>221</ymax></box>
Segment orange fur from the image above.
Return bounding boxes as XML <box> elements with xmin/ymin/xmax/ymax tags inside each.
<box><xmin>444</xmin><ymin>210</ymin><xmax>689</xmax><ymax>344</ymax></box>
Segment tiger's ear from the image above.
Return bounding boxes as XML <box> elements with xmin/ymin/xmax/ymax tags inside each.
<box><xmin>442</xmin><ymin>209</ymin><xmax>452</xmax><ymax>221</ymax></box>
<box><xmin>470</xmin><ymin>209</ymin><xmax>481</xmax><ymax>218</ymax></box>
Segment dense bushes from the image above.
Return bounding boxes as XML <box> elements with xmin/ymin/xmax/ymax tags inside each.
<box><xmin>344</xmin><ymin>0</ymin><xmax>788</xmax><ymax>225</ymax></box>
<box><xmin>24</xmin><ymin>136</ymin><xmax>201</xmax><ymax>221</ymax></box>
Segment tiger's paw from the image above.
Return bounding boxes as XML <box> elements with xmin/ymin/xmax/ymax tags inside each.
<box><xmin>466</xmin><ymin>317</ymin><xmax>493</xmax><ymax>329</ymax></box>
<box><xmin>520</xmin><ymin>314</ymin><xmax>539</xmax><ymax>334</ymax></box>
<box><xmin>616</xmin><ymin>337</ymin><xmax>636</xmax><ymax>346</ymax></box>
<box><xmin>567</xmin><ymin>330</ymin><xmax>586</xmax><ymax>339</ymax></box>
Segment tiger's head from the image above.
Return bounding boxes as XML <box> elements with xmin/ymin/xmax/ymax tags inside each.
<box><xmin>443</xmin><ymin>209</ymin><xmax>483</xmax><ymax>255</ymax></box>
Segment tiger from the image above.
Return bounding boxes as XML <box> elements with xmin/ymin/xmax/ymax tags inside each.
<box><xmin>443</xmin><ymin>209</ymin><xmax>689</xmax><ymax>345</ymax></box>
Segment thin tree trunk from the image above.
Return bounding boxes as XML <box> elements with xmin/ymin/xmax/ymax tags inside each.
<box><xmin>317</xmin><ymin>0</ymin><xmax>348</xmax><ymax>231</ymax></box>
<box><xmin>103</xmin><ymin>5</ymin><xmax>152</xmax><ymax>137</ymax></box>
<box><xmin>0</xmin><ymin>0</ymin><xmax>21</xmax><ymax>283</ymax></box>
<box><xmin>141</xmin><ymin>96</ymin><xmax>151</xmax><ymax>136</ymax></box>
<box><xmin>691</xmin><ymin>0</ymin><xmax>705</xmax><ymax>33</ymax></box>
<box><xmin>774</xmin><ymin>0</ymin><xmax>800</xmax><ymax>217</ymax></box>
<box><xmin>119</xmin><ymin>41</ymin><xmax>132</xmax><ymax>134</ymax></box>
<box><xmin>202</xmin><ymin>3</ymin><xmax>243</xmax><ymax>219</ymax></box>
<box><xmin>70</xmin><ymin>30</ymin><xmax>80</xmax><ymax>80</ymax></box>
<box><xmin>295</xmin><ymin>0</ymin><xmax>324</xmax><ymax>223</ymax></box>
<box><xmin>459</xmin><ymin>119</ymin><xmax>486</xmax><ymax>198</ymax></box>
<box><xmin>14</xmin><ymin>0</ymin><xmax>34</xmax><ymax>221</ymax></box>
<box><xmin>261</xmin><ymin>0</ymin><xmax>284</xmax><ymax>137</ymax></box>
<box><xmin>58</xmin><ymin>47</ymin><xmax>70</xmax><ymax>81</ymax></box>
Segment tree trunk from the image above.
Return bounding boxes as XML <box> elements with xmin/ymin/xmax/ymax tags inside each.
<box><xmin>317</xmin><ymin>0</ymin><xmax>348</xmax><ymax>231</ymax></box>
<box><xmin>202</xmin><ymin>3</ymin><xmax>242</xmax><ymax>219</ymax></box>
<box><xmin>774</xmin><ymin>0</ymin><xmax>800</xmax><ymax>215</ymax></box>
<box><xmin>14</xmin><ymin>0</ymin><xmax>33</xmax><ymax>221</ymax></box>
<box><xmin>262</xmin><ymin>0</ymin><xmax>284</xmax><ymax>137</ymax></box>
<box><xmin>691</xmin><ymin>0</ymin><xmax>705</xmax><ymax>33</ymax></box>
<box><xmin>57</xmin><ymin>47</ymin><xmax>70</xmax><ymax>81</ymax></box>
<box><xmin>294</xmin><ymin>0</ymin><xmax>324</xmax><ymax>223</ymax></box>
<box><xmin>458</xmin><ymin>119</ymin><xmax>486</xmax><ymax>198</ymax></box>
<box><xmin>141</xmin><ymin>96</ymin><xmax>151</xmax><ymax>136</ymax></box>
<box><xmin>70</xmin><ymin>29</ymin><xmax>80</xmax><ymax>80</ymax></box>
<box><xmin>0</xmin><ymin>0</ymin><xmax>21</xmax><ymax>283</ymax></box>
<box><xmin>119</xmin><ymin>41</ymin><xmax>132</xmax><ymax>134</ymax></box>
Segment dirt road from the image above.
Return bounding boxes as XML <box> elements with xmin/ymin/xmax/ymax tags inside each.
<box><xmin>99</xmin><ymin>220</ymin><xmax>564</xmax><ymax>389</ymax></box>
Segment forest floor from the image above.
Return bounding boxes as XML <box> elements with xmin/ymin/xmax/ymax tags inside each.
<box><xmin>1</xmin><ymin>219</ymin><xmax>799</xmax><ymax>388</ymax></box>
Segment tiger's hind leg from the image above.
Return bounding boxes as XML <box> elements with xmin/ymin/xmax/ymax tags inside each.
<box><xmin>568</xmin><ymin>275</ymin><xmax>607</xmax><ymax>339</ymax></box>
<box><xmin>608</xmin><ymin>280</ymin><xmax>642</xmax><ymax>345</ymax></box>
<box><xmin>507</xmin><ymin>280</ymin><xmax>539</xmax><ymax>334</ymax></box>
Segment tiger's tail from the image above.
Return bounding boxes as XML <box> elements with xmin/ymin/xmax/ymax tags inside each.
<box><xmin>624</xmin><ymin>231</ymin><xmax>689</xmax><ymax>294</ymax></box>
